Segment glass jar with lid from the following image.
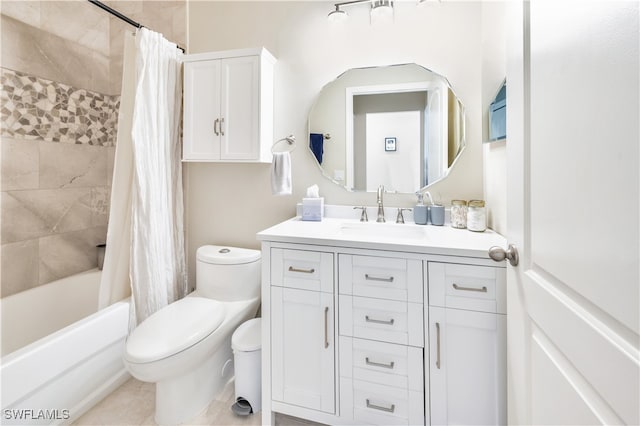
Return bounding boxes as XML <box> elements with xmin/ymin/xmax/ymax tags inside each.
<box><xmin>450</xmin><ymin>200</ymin><xmax>467</xmax><ymax>229</ymax></box>
<box><xmin>467</xmin><ymin>200</ymin><xmax>487</xmax><ymax>232</ymax></box>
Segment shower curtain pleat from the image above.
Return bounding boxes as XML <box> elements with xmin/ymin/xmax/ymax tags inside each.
<box><xmin>129</xmin><ymin>28</ymin><xmax>187</xmax><ymax>327</ymax></box>
<box><xmin>98</xmin><ymin>32</ymin><xmax>137</xmax><ymax>310</ymax></box>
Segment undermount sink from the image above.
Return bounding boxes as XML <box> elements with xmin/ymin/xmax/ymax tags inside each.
<box><xmin>338</xmin><ymin>221</ymin><xmax>428</xmax><ymax>240</ymax></box>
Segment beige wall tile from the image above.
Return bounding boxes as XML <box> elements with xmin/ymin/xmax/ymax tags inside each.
<box><xmin>40</xmin><ymin>1</ymin><xmax>110</xmax><ymax>56</ymax></box>
<box><xmin>38</xmin><ymin>226</ymin><xmax>107</xmax><ymax>284</ymax></box>
<box><xmin>1</xmin><ymin>137</ymin><xmax>39</xmax><ymax>191</ymax></box>
<box><xmin>0</xmin><ymin>1</ymin><xmax>41</xmax><ymax>28</ymax></box>
<box><xmin>1</xmin><ymin>239</ymin><xmax>39</xmax><ymax>297</ymax></box>
<box><xmin>39</xmin><ymin>141</ymin><xmax>108</xmax><ymax>189</ymax></box>
<box><xmin>1</xmin><ymin>188</ymin><xmax>94</xmax><ymax>243</ymax></box>
<box><xmin>1</xmin><ymin>15</ymin><xmax>111</xmax><ymax>94</ymax></box>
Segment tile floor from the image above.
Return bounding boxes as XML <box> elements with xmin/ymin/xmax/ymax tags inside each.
<box><xmin>73</xmin><ymin>378</ymin><xmax>261</xmax><ymax>426</ymax></box>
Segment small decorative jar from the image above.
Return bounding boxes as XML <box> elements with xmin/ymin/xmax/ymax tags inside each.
<box><xmin>450</xmin><ymin>200</ymin><xmax>468</xmax><ymax>229</ymax></box>
<box><xmin>467</xmin><ymin>200</ymin><xmax>487</xmax><ymax>232</ymax></box>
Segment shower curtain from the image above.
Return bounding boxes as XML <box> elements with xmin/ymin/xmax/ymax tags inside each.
<box><xmin>99</xmin><ymin>28</ymin><xmax>187</xmax><ymax>328</ymax></box>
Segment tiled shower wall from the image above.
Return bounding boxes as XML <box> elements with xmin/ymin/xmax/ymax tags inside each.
<box><xmin>0</xmin><ymin>1</ymin><xmax>186</xmax><ymax>298</ymax></box>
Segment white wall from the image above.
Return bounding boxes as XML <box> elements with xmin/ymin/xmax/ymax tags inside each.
<box><xmin>186</xmin><ymin>1</ymin><xmax>493</xmax><ymax>281</ymax></box>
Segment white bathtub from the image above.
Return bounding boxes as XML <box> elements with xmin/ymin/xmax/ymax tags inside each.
<box><xmin>0</xmin><ymin>269</ymin><xmax>130</xmax><ymax>425</ymax></box>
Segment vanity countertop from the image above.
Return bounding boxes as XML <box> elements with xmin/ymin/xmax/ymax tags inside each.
<box><xmin>257</xmin><ymin>214</ymin><xmax>507</xmax><ymax>260</ymax></box>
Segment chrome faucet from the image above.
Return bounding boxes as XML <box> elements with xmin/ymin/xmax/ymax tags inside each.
<box><xmin>376</xmin><ymin>185</ymin><xmax>385</xmax><ymax>222</ymax></box>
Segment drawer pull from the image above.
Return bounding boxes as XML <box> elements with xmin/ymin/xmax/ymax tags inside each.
<box><xmin>436</xmin><ymin>322</ymin><xmax>441</xmax><ymax>369</ymax></box>
<box><xmin>288</xmin><ymin>266</ymin><xmax>315</xmax><ymax>274</ymax></box>
<box><xmin>453</xmin><ymin>283</ymin><xmax>487</xmax><ymax>293</ymax></box>
<box><xmin>365</xmin><ymin>357</ymin><xmax>395</xmax><ymax>369</ymax></box>
<box><xmin>365</xmin><ymin>274</ymin><xmax>394</xmax><ymax>283</ymax></box>
<box><xmin>366</xmin><ymin>399</ymin><xmax>395</xmax><ymax>413</ymax></box>
<box><xmin>365</xmin><ymin>315</ymin><xmax>395</xmax><ymax>326</ymax></box>
<box><xmin>324</xmin><ymin>307</ymin><xmax>329</xmax><ymax>349</ymax></box>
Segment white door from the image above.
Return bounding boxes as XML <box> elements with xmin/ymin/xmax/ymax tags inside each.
<box><xmin>271</xmin><ymin>287</ymin><xmax>335</xmax><ymax>414</ymax></box>
<box><xmin>505</xmin><ymin>2</ymin><xmax>639</xmax><ymax>424</ymax></box>
<box><xmin>220</xmin><ymin>56</ymin><xmax>259</xmax><ymax>160</ymax></box>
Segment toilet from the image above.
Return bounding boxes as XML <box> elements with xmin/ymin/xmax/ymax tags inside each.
<box><xmin>123</xmin><ymin>245</ymin><xmax>261</xmax><ymax>425</ymax></box>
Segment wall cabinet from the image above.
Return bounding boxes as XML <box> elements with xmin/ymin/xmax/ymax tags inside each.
<box><xmin>182</xmin><ymin>48</ymin><xmax>275</xmax><ymax>162</ymax></box>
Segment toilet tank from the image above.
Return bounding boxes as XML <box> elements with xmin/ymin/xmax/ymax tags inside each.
<box><xmin>196</xmin><ymin>245</ymin><xmax>261</xmax><ymax>301</ymax></box>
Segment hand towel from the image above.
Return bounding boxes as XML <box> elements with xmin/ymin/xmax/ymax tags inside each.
<box><xmin>271</xmin><ymin>151</ymin><xmax>292</xmax><ymax>195</ymax></box>
<box><xmin>309</xmin><ymin>133</ymin><xmax>324</xmax><ymax>164</ymax></box>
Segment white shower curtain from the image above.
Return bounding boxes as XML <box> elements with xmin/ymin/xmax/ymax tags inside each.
<box><xmin>129</xmin><ymin>28</ymin><xmax>187</xmax><ymax>326</ymax></box>
<box><xmin>99</xmin><ymin>28</ymin><xmax>187</xmax><ymax>328</ymax></box>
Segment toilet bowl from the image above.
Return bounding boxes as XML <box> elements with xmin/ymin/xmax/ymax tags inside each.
<box><xmin>123</xmin><ymin>245</ymin><xmax>261</xmax><ymax>425</ymax></box>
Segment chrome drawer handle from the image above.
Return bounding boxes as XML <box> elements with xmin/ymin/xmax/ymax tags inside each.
<box><xmin>436</xmin><ymin>322</ymin><xmax>441</xmax><ymax>369</ymax></box>
<box><xmin>365</xmin><ymin>357</ymin><xmax>395</xmax><ymax>369</ymax></box>
<box><xmin>366</xmin><ymin>399</ymin><xmax>395</xmax><ymax>413</ymax></box>
<box><xmin>324</xmin><ymin>307</ymin><xmax>329</xmax><ymax>349</ymax></box>
<box><xmin>365</xmin><ymin>274</ymin><xmax>394</xmax><ymax>283</ymax></box>
<box><xmin>452</xmin><ymin>283</ymin><xmax>487</xmax><ymax>293</ymax></box>
<box><xmin>288</xmin><ymin>266</ymin><xmax>315</xmax><ymax>274</ymax></box>
<box><xmin>365</xmin><ymin>315</ymin><xmax>395</xmax><ymax>326</ymax></box>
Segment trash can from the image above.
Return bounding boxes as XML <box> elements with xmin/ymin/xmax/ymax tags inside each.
<box><xmin>231</xmin><ymin>317</ymin><xmax>261</xmax><ymax>416</ymax></box>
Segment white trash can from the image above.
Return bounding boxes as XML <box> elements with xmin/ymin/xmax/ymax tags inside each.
<box><xmin>231</xmin><ymin>317</ymin><xmax>262</xmax><ymax>415</ymax></box>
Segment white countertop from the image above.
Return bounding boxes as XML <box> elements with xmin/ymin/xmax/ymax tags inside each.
<box><xmin>257</xmin><ymin>207</ymin><xmax>507</xmax><ymax>260</ymax></box>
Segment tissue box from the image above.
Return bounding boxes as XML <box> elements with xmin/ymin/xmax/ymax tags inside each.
<box><xmin>302</xmin><ymin>197</ymin><xmax>324</xmax><ymax>221</ymax></box>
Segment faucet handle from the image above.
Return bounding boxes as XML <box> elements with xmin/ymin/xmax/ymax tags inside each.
<box><xmin>396</xmin><ymin>208</ymin><xmax>411</xmax><ymax>224</ymax></box>
<box><xmin>353</xmin><ymin>206</ymin><xmax>369</xmax><ymax>222</ymax></box>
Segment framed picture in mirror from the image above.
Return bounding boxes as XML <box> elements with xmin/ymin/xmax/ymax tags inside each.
<box><xmin>385</xmin><ymin>137</ymin><xmax>397</xmax><ymax>152</ymax></box>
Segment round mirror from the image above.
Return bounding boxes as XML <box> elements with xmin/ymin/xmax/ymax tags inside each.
<box><xmin>308</xmin><ymin>63</ymin><xmax>466</xmax><ymax>193</ymax></box>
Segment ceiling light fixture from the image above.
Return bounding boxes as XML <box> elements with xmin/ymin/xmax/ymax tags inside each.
<box><xmin>327</xmin><ymin>5</ymin><xmax>348</xmax><ymax>23</ymax></box>
<box><xmin>370</xmin><ymin>0</ymin><xmax>394</xmax><ymax>25</ymax></box>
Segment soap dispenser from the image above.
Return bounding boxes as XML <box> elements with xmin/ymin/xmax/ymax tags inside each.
<box><xmin>414</xmin><ymin>191</ymin><xmax>428</xmax><ymax>225</ymax></box>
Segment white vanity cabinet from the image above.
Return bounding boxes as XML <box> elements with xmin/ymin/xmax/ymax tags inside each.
<box><xmin>258</xmin><ymin>214</ymin><xmax>508</xmax><ymax>426</ymax></box>
<box><xmin>427</xmin><ymin>262</ymin><xmax>507</xmax><ymax>426</ymax></box>
<box><xmin>269</xmin><ymin>248</ymin><xmax>336</xmax><ymax>415</ymax></box>
<box><xmin>182</xmin><ymin>48</ymin><xmax>275</xmax><ymax>162</ymax></box>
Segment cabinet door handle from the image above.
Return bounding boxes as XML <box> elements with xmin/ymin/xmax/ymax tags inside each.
<box><xmin>453</xmin><ymin>283</ymin><xmax>487</xmax><ymax>293</ymax></box>
<box><xmin>365</xmin><ymin>357</ymin><xmax>395</xmax><ymax>369</ymax></box>
<box><xmin>214</xmin><ymin>118</ymin><xmax>220</xmax><ymax>136</ymax></box>
<box><xmin>365</xmin><ymin>315</ymin><xmax>395</xmax><ymax>326</ymax></box>
<box><xmin>288</xmin><ymin>266</ymin><xmax>315</xmax><ymax>274</ymax></box>
<box><xmin>366</xmin><ymin>399</ymin><xmax>395</xmax><ymax>413</ymax></box>
<box><xmin>324</xmin><ymin>306</ymin><xmax>329</xmax><ymax>349</ymax></box>
<box><xmin>365</xmin><ymin>274</ymin><xmax>394</xmax><ymax>283</ymax></box>
<box><xmin>436</xmin><ymin>322</ymin><xmax>441</xmax><ymax>369</ymax></box>
<box><xmin>220</xmin><ymin>117</ymin><xmax>225</xmax><ymax>136</ymax></box>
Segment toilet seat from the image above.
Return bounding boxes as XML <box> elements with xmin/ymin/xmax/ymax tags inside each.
<box><xmin>125</xmin><ymin>297</ymin><xmax>226</xmax><ymax>364</ymax></box>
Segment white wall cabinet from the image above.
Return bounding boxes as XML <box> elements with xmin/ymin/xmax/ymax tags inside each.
<box><xmin>427</xmin><ymin>262</ymin><xmax>507</xmax><ymax>426</ymax></box>
<box><xmin>182</xmin><ymin>48</ymin><xmax>275</xmax><ymax>162</ymax></box>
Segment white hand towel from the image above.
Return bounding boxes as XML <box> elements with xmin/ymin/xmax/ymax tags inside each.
<box><xmin>271</xmin><ymin>152</ymin><xmax>292</xmax><ymax>195</ymax></box>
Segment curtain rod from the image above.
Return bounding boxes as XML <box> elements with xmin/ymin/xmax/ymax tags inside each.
<box><xmin>87</xmin><ymin>0</ymin><xmax>185</xmax><ymax>53</ymax></box>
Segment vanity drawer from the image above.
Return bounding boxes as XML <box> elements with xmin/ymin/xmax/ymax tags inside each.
<box><xmin>339</xmin><ymin>295</ymin><xmax>423</xmax><ymax>347</ymax></box>
<box><xmin>339</xmin><ymin>336</ymin><xmax>423</xmax><ymax>391</ymax></box>
<box><xmin>339</xmin><ymin>254</ymin><xmax>423</xmax><ymax>302</ymax></box>
<box><xmin>271</xmin><ymin>248</ymin><xmax>334</xmax><ymax>292</ymax></box>
<box><xmin>340</xmin><ymin>378</ymin><xmax>424</xmax><ymax>426</ymax></box>
<box><xmin>428</xmin><ymin>262</ymin><xmax>506</xmax><ymax>314</ymax></box>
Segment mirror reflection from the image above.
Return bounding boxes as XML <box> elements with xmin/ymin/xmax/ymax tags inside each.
<box><xmin>308</xmin><ymin>64</ymin><xmax>466</xmax><ymax>193</ymax></box>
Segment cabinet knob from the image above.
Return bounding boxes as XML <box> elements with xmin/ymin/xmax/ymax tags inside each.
<box><xmin>488</xmin><ymin>244</ymin><xmax>519</xmax><ymax>267</ymax></box>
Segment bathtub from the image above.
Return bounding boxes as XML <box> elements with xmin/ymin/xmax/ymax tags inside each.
<box><xmin>1</xmin><ymin>269</ymin><xmax>130</xmax><ymax>425</ymax></box>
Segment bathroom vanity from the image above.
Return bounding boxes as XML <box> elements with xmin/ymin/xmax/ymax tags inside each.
<box><xmin>257</xmin><ymin>207</ymin><xmax>507</xmax><ymax>425</ymax></box>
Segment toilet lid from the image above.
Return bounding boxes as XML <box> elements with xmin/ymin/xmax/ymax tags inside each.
<box><xmin>125</xmin><ymin>297</ymin><xmax>225</xmax><ymax>364</ymax></box>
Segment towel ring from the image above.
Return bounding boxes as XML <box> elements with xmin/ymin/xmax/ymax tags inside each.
<box><xmin>271</xmin><ymin>135</ymin><xmax>296</xmax><ymax>154</ymax></box>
